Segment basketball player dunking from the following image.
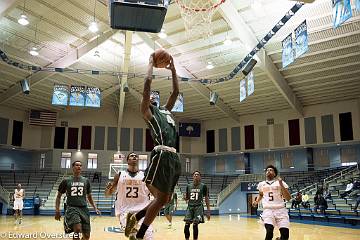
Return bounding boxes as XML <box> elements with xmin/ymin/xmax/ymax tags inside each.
<box><xmin>124</xmin><ymin>52</ymin><xmax>181</xmax><ymax>240</ymax></box>
<box><xmin>105</xmin><ymin>152</ymin><xmax>153</xmax><ymax>240</ymax></box>
<box><xmin>13</xmin><ymin>184</ymin><xmax>25</xmax><ymax>224</ymax></box>
<box><xmin>252</xmin><ymin>165</ymin><xmax>291</xmax><ymax>240</ymax></box>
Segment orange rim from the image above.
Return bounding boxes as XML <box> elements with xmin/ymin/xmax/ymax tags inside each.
<box><xmin>175</xmin><ymin>0</ymin><xmax>226</xmax><ymax>12</ymax></box>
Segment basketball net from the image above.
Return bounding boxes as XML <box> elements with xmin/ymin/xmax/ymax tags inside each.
<box><xmin>175</xmin><ymin>0</ymin><xmax>226</xmax><ymax>40</ymax></box>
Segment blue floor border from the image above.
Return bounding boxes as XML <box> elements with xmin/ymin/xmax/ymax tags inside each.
<box><xmin>236</xmin><ymin>214</ymin><xmax>360</xmax><ymax>229</ymax></box>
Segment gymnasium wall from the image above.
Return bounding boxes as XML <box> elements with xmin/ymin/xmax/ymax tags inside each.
<box><xmin>0</xmin><ymin>99</ymin><xmax>359</xmax><ymax>174</ymax></box>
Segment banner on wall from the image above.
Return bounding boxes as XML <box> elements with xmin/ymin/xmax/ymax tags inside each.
<box><xmin>247</xmin><ymin>71</ymin><xmax>254</xmax><ymax>96</ymax></box>
<box><xmin>52</xmin><ymin>84</ymin><xmax>69</xmax><ymax>106</ymax></box>
<box><xmin>69</xmin><ymin>86</ymin><xmax>86</xmax><ymax>106</ymax></box>
<box><xmin>240</xmin><ymin>79</ymin><xmax>247</xmax><ymax>102</ymax></box>
<box><xmin>240</xmin><ymin>182</ymin><xmax>258</xmax><ymax>192</ymax></box>
<box><xmin>179</xmin><ymin>122</ymin><xmax>201</xmax><ymax>137</ymax></box>
<box><xmin>294</xmin><ymin>20</ymin><xmax>309</xmax><ymax>59</ymax></box>
<box><xmin>85</xmin><ymin>87</ymin><xmax>101</xmax><ymax>107</ymax></box>
<box><xmin>282</xmin><ymin>33</ymin><xmax>294</xmax><ymax>68</ymax></box>
<box><xmin>171</xmin><ymin>92</ymin><xmax>184</xmax><ymax>112</ymax></box>
<box><xmin>332</xmin><ymin>0</ymin><xmax>352</xmax><ymax>28</ymax></box>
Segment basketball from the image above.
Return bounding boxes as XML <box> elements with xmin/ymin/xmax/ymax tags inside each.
<box><xmin>153</xmin><ymin>49</ymin><xmax>171</xmax><ymax>68</ymax></box>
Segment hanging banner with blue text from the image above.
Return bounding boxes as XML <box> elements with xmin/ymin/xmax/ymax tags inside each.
<box><xmin>294</xmin><ymin>20</ymin><xmax>308</xmax><ymax>59</ymax></box>
<box><xmin>247</xmin><ymin>71</ymin><xmax>254</xmax><ymax>96</ymax></box>
<box><xmin>240</xmin><ymin>79</ymin><xmax>247</xmax><ymax>102</ymax></box>
<box><xmin>332</xmin><ymin>0</ymin><xmax>352</xmax><ymax>28</ymax></box>
<box><xmin>52</xmin><ymin>84</ymin><xmax>69</xmax><ymax>106</ymax></box>
<box><xmin>282</xmin><ymin>33</ymin><xmax>294</xmax><ymax>68</ymax></box>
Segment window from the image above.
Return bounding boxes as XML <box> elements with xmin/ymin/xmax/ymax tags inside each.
<box><xmin>61</xmin><ymin>152</ymin><xmax>71</xmax><ymax>169</ymax></box>
<box><xmin>185</xmin><ymin>158</ymin><xmax>191</xmax><ymax>173</ymax></box>
<box><xmin>40</xmin><ymin>153</ymin><xmax>45</xmax><ymax>169</ymax></box>
<box><xmin>138</xmin><ymin>154</ymin><xmax>148</xmax><ymax>171</ymax></box>
<box><xmin>88</xmin><ymin>153</ymin><xmax>98</xmax><ymax>169</ymax></box>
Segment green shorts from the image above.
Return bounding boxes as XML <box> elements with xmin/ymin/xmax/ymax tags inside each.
<box><xmin>164</xmin><ymin>203</ymin><xmax>175</xmax><ymax>215</ymax></box>
<box><xmin>64</xmin><ymin>206</ymin><xmax>90</xmax><ymax>234</ymax></box>
<box><xmin>184</xmin><ymin>205</ymin><xmax>204</xmax><ymax>224</ymax></box>
<box><xmin>144</xmin><ymin>150</ymin><xmax>181</xmax><ymax>194</ymax></box>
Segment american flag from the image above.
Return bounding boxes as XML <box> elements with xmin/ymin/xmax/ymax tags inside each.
<box><xmin>29</xmin><ymin>110</ymin><xmax>57</xmax><ymax>126</ymax></box>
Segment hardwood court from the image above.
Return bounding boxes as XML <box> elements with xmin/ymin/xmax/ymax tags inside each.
<box><xmin>0</xmin><ymin>215</ymin><xmax>359</xmax><ymax>240</ymax></box>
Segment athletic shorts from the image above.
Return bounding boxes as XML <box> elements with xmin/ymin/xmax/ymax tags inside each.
<box><xmin>144</xmin><ymin>150</ymin><xmax>181</xmax><ymax>194</ymax></box>
<box><xmin>164</xmin><ymin>203</ymin><xmax>175</xmax><ymax>215</ymax></box>
<box><xmin>261</xmin><ymin>208</ymin><xmax>289</xmax><ymax>229</ymax></box>
<box><xmin>184</xmin><ymin>205</ymin><xmax>205</xmax><ymax>224</ymax></box>
<box><xmin>64</xmin><ymin>206</ymin><xmax>91</xmax><ymax>234</ymax></box>
<box><xmin>120</xmin><ymin>212</ymin><xmax>153</xmax><ymax>240</ymax></box>
<box><xmin>13</xmin><ymin>199</ymin><xmax>23</xmax><ymax>210</ymax></box>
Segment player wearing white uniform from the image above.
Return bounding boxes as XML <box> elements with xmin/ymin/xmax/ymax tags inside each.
<box><xmin>13</xmin><ymin>184</ymin><xmax>25</xmax><ymax>224</ymax></box>
<box><xmin>105</xmin><ymin>152</ymin><xmax>153</xmax><ymax>240</ymax></box>
<box><xmin>252</xmin><ymin>165</ymin><xmax>291</xmax><ymax>240</ymax></box>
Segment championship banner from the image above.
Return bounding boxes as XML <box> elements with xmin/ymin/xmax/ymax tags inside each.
<box><xmin>85</xmin><ymin>87</ymin><xmax>101</xmax><ymax>107</ymax></box>
<box><xmin>52</xmin><ymin>84</ymin><xmax>69</xmax><ymax>106</ymax></box>
<box><xmin>294</xmin><ymin>20</ymin><xmax>308</xmax><ymax>59</ymax></box>
<box><xmin>69</xmin><ymin>85</ymin><xmax>86</xmax><ymax>106</ymax></box>
<box><xmin>282</xmin><ymin>33</ymin><xmax>294</xmax><ymax>68</ymax></box>
<box><xmin>171</xmin><ymin>92</ymin><xmax>184</xmax><ymax>112</ymax></box>
<box><xmin>151</xmin><ymin>90</ymin><xmax>160</xmax><ymax>107</ymax></box>
<box><xmin>356</xmin><ymin>0</ymin><xmax>360</xmax><ymax>12</ymax></box>
<box><xmin>247</xmin><ymin>71</ymin><xmax>254</xmax><ymax>96</ymax></box>
<box><xmin>332</xmin><ymin>0</ymin><xmax>352</xmax><ymax>29</ymax></box>
<box><xmin>240</xmin><ymin>79</ymin><xmax>246</xmax><ymax>102</ymax></box>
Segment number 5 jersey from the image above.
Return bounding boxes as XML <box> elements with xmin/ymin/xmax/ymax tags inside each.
<box><xmin>257</xmin><ymin>180</ymin><xmax>289</xmax><ymax>209</ymax></box>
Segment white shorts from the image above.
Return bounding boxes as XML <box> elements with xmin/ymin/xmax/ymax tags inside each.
<box><xmin>261</xmin><ymin>208</ymin><xmax>289</xmax><ymax>229</ymax></box>
<box><xmin>13</xmin><ymin>199</ymin><xmax>24</xmax><ymax>210</ymax></box>
<box><xmin>120</xmin><ymin>213</ymin><xmax>153</xmax><ymax>240</ymax></box>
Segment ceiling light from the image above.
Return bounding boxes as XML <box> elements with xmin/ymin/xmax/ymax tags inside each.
<box><xmin>29</xmin><ymin>47</ymin><xmax>39</xmax><ymax>56</ymax></box>
<box><xmin>158</xmin><ymin>29</ymin><xmax>167</xmax><ymax>39</ymax></box>
<box><xmin>290</xmin><ymin>166</ymin><xmax>295</xmax><ymax>169</ymax></box>
<box><xmin>206</xmin><ymin>61</ymin><xmax>214</xmax><ymax>70</ymax></box>
<box><xmin>94</xmin><ymin>50</ymin><xmax>100</xmax><ymax>58</ymax></box>
<box><xmin>18</xmin><ymin>14</ymin><xmax>29</xmax><ymax>26</ymax></box>
<box><xmin>88</xmin><ymin>21</ymin><xmax>98</xmax><ymax>33</ymax></box>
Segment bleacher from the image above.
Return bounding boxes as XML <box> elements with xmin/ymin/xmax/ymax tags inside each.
<box><xmin>0</xmin><ymin>170</ymin><xmax>60</xmax><ymax>209</ymax></box>
<box><xmin>284</xmin><ymin>165</ymin><xmax>360</xmax><ymax>225</ymax></box>
<box><xmin>177</xmin><ymin>174</ymin><xmax>239</xmax><ymax>209</ymax></box>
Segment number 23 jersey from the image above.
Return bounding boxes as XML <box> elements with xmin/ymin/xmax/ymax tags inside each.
<box><xmin>58</xmin><ymin>176</ymin><xmax>91</xmax><ymax>207</ymax></box>
<box><xmin>257</xmin><ymin>180</ymin><xmax>289</xmax><ymax>209</ymax></box>
<box><xmin>115</xmin><ymin>171</ymin><xmax>151</xmax><ymax>213</ymax></box>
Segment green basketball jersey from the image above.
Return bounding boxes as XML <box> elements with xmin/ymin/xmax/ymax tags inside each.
<box><xmin>186</xmin><ymin>183</ymin><xmax>208</xmax><ymax>207</ymax></box>
<box><xmin>147</xmin><ymin>105</ymin><xmax>177</xmax><ymax>148</ymax></box>
<box><xmin>58</xmin><ymin>176</ymin><xmax>91</xmax><ymax>207</ymax></box>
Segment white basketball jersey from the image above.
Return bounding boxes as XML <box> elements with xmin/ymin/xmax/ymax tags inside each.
<box><xmin>115</xmin><ymin>171</ymin><xmax>150</xmax><ymax>214</ymax></box>
<box><xmin>14</xmin><ymin>189</ymin><xmax>24</xmax><ymax>200</ymax></box>
<box><xmin>257</xmin><ymin>180</ymin><xmax>288</xmax><ymax>209</ymax></box>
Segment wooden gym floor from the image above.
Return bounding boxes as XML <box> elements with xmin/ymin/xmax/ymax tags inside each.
<box><xmin>0</xmin><ymin>215</ymin><xmax>359</xmax><ymax>240</ymax></box>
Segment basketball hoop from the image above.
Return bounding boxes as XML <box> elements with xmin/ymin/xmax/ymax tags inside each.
<box><xmin>175</xmin><ymin>0</ymin><xmax>226</xmax><ymax>40</ymax></box>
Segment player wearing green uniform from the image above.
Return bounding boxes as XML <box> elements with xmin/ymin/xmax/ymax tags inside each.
<box><xmin>164</xmin><ymin>192</ymin><xmax>178</xmax><ymax>228</ymax></box>
<box><xmin>184</xmin><ymin>171</ymin><xmax>210</xmax><ymax>240</ymax></box>
<box><xmin>55</xmin><ymin>161</ymin><xmax>100</xmax><ymax>240</ymax></box>
<box><xmin>125</xmin><ymin>52</ymin><xmax>181</xmax><ymax>240</ymax></box>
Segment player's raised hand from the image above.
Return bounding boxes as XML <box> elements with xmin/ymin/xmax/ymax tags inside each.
<box><xmin>277</xmin><ymin>177</ymin><xmax>284</xmax><ymax>186</ymax></box>
<box><xmin>206</xmin><ymin>211</ymin><xmax>211</xmax><ymax>221</ymax></box>
<box><xmin>105</xmin><ymin>182</ymin><xmax>112</xmax><ymax>190</ymax></box>
<box><xmin>55</xmin><ymin>210</ymin><xmax>61</xmax><ymax>221</ymax></box>
<box><xmin>165</xmin><ymin>56</ymin><xmax>175</xmax><ymax>71</ymax></box>
<box><xmin>95</xmin><ymin>208</ymin><xmax>101</xmax><ymax>215</ymax></box>
<box><xmin>252</xmin><ymin>200</ymin><xmax>258</xmax><ymax>208</ymax></box>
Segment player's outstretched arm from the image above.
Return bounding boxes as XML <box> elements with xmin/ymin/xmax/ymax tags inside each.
<box><xmin>141</xmin><ymin>54</ymin><xmax>155</xmax><ymax>121</ymax></box>
<box><xmin>55</xmin><ymin>191</ymin><xmax>62</xmax><ymax>221</ymax></box>
<box><xmin>164</xmin><ymin>56</ymin><xmax>179</xmax><ymax>111</ymax></box>
<box><xmin>105</xmin><ymin>173</ymin><xmax>120</xmax><ymax>197</ymax></box>
<box><xmin>87</xmin><ymin>194</ymin><xmax>101</xmax><ymax>215</ymax></box>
